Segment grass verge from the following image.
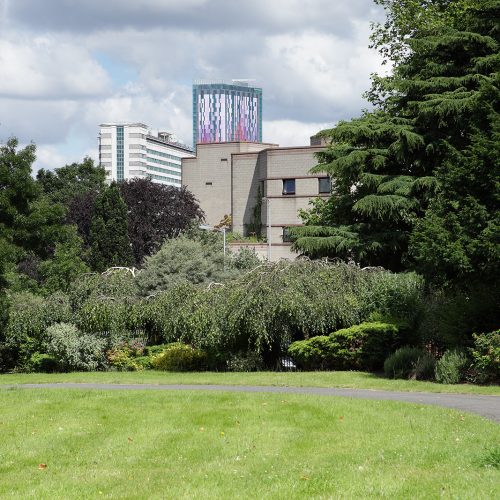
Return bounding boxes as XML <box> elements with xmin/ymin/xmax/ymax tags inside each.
<box><xmin>0</xmin><ymin>371</ymin><xmax>499</xmax><ymax>395</ymax></box>
<box><xmin>0</xmin><ymin>388</ymin><xmax>498</xmax><ymax>499</ymax></box>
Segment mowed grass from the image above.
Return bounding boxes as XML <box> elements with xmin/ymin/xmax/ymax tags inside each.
<box><xmin>1</xmin><ymin>371</ymin><xmax>499</xmax><ymax>395</ymax></box>
<box><xmin>0</xmin><ymin>388</ymin><xmax>498</xmax><ymax>499</ymax></box>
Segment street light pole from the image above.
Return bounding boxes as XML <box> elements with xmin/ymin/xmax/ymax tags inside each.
<box><xmin>266</xmin><ymin>197</ymin><xmax>271</xmax><ymax>261</ymax></box>
<box><xmin>222</xmin><ymin>226</ymin><xmax>226</xmax><ymax>270</ymax></box>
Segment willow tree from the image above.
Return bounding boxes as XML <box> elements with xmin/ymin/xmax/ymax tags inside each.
<box><xmin>291</xmin><ymin>0</ymin><xmax>499</xmax><ymax>273</ymax></box>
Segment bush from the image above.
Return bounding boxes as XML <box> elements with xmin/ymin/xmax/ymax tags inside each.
<box><xmin>435</xmin><ymin>350</ymin><xmax>469</xmax><ymax>384</ymax></box>
<box><xmin>27</xmin><ymin>352</ymin><xmax>59</xmax><ymax>373</ymax></box>
<box><xmin>418</xmin><ymin>284</ymin><xmax>499</xmax><ymax>349</ymax></box>
<box><xmin>106</xmin><ymin>340</ymin><xmax>146</xmax><ymax>371</ymax></box>
<box><xmin>469</xmin><ymin>331</ymin><xmax>500</xmax><ymax>384</ymax></box>
<box><xmin>226</xmin><ymin>352</ymin><xmax>264</xmax><ymax>372</ymax></box>
<box><xmin>384</xmin><ymin>347</ymin><xmax>436</xmax><ymax>380</ymax></box>
<box><xmin>46</xmin><ymin>323</ymin><xmax>106</xmax><ymax>371</ymax></box>
<box><xmin>151</xmin><ymin>342</ymin><xmax>207</xmax><ymax>371</ymax></box>
<box><xmin>5</xmin><ymin>291</ymin><xmax>72</xmax><ymax>367</ymax></box>
<box><xmin>288</xmin><ymin>336</ymin><xmax>334</xmax><ymax>370</ymax></box>
<box><xmin>288</xmin><ymin>322</ymin><xmax>399</xmax><ymax>371</ymax></box>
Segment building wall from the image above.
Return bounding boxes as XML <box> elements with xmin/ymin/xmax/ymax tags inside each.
<box><xmin>99</xmin><ymin>123</ymin><xmax>193</xmax><ymax>187</ymax></box>
<box><xmin>182</xmin><ymin>141</ymin><xmax>328</xmax><ymax>261</ymax></box>
<box><xmin>262</xmin><ymin>147</ymin><xmax>327</xmax><ymax>247</ymax></box>
<box><xmin>193</xmin><ymin>81</ymin><xmax>262</xmax><ymax>145</ymax></box>
<box><xmin>182</xmin><ymin>142</ymin><xmax>276</xmax><ymax>227</ymax></box>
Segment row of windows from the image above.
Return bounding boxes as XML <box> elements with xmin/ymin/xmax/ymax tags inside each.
<box><xmin>147</xmin><ymin>155</ymin><xmax>182</xmax><ymax>170</ymax></box>
<box><xmin>116</xmin><ymin>126</ymin><xmax>124</xmax><ymax>182</ymax></box>
<box><xmin>147</xmin><ymin>173</ymin><xmax>182</xmax><ymax>185</ymax></box>
<box><xmin>146</xmin><ymin>148</ymin><xmax>182</xmax><ymax>162</ymax></box>
<box><xmin>146</xmin><ymin>165</ymin><xmax>182</xmax><ymax>177</ymax></box>
<box><xmin>282</xmin><ymin>177</ymin><xmax>330</xmax><ymax>195</ymax></box>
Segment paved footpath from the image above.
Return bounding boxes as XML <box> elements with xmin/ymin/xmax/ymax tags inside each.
<box><xmin>4</xmin><ymin>382</ymin><xmax>500</xmax><ymax>422</ymax></box>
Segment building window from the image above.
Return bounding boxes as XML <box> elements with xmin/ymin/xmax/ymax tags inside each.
<box><xmin>282</xmin><ymin>179</ymin><xmax>296</xmax><ymax>195</ymax></box>
<box><xmin>116</xmin><ymin>126</ymin><xmax>124</xmax><ymax>182</ymax></box>
<box><xmin>282</xmin><ymin>227</ymin><xmax>292</xmax><ymax>243</ymax></box>
<box><xmin>319</xmin><ymin>177</ymin><xmax>331</xmax><ymax>194</ymax></box>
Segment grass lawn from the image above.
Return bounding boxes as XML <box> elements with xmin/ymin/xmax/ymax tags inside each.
<box><xmin>1</xmin><ymin>371</ymin><xmax>499</xmax><ymax>395</ymax></box>
<box><xmin>0</xmin><ymin>388</ymin><xmax>498</xmax><ymax>499</ymax></box>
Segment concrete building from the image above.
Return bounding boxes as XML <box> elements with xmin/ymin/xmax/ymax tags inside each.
<box><xmin>182</xmin><ymin>139</ymin><xmax>328</xmax><ymax>260</ymax></box>
<box><xmin>193</xmin><ymin>80</ymin><xmax>262</xmax><ymax>146</ymax></box>
<box><xmin>98</xmin><ymin>123</ymin><xmax>194</xmax><ymax>187</ymax></box>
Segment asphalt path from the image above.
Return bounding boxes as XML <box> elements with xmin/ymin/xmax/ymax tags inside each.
<box><xmin>3</xmin><ymin>382</ymin><xmax>500</xmax><ymax>422</ymax></box>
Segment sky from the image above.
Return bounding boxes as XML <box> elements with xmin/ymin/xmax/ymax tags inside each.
<box><xmin>0</xmin><ymin>0</ymin><xmax>386</xmax><ymax>172</ymax></box>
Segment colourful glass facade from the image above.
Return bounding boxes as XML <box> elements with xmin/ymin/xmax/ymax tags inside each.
<box><xmin>193</xmin><ymin>82</ymin><xmax>262</xmax><ymax>145</ymax></box>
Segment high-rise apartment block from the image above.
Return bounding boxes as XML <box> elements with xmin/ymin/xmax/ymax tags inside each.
<box><xmin>193</xmin><ymin>80</ymin><xmax>262</xmax><ymax>146</ymax></box>
<box><xmin>98</xmin><ymin>123</ymin><xmax>194</xmax><ymax>186</ymax></box>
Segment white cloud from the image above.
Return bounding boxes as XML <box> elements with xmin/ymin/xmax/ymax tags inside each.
<box><xmin>0</xmin><ymin>36</ymin><xmax>111</xmax><ymax>99</ymax></box>
<box><xmin>263</xmin><ymin>120</ymin><xmax>332</xmax><ymax>147</ymax></box>
<box><xmin>0</xmin><ymin>0</ymin><xmax>388</xmax><ymax>172</ymax></box>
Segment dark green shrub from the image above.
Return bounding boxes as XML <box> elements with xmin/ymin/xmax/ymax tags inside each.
<box><xmin>226</xmin><ymin>352</ymin><xmax>264</xmax><ymax>372</ymax></box>
<box><xmin>27</xmin><ymin>352</ymin><xmax>59</xmax><ymax>373</ymax></box>
<box><xmin>46</xmin><ymin>323</ymin><xmax>106</xmax><ymax>371</ymax></box>
<box><xmin>418</xmin><ymin>285</ymin><xmax>499</xmax><ymax>349</ymax></box>
<box><xmin>469</xmin><ymin>331</ymin><xmax>500</xmax><ymax>384</ymax></box>
<box><xmin>288</xmin><ymin>322</ymin><xmax>399</xmax><ymax>371</ymax></box>
<box><xmin>330</xmin><ymin>322</ymin><xmax>399</xmax><ymax>371</ymax></box>
<box><xmin>435</xmin><ymin>350</ymin><xmax>469</xmax><ymax>384</ymax></box>
<box><xmin>384</xmin><ymin>347</ymin><xmax>436</xmax><ymax>380</ymax></box>
<box><xmin>287</xmin><ymin>336</ymin><xmax>333</xmax><ymax>370</ymax></box>
<box><xmin>5</xmin><ymin>292</ymin><xmax>72</xmax><ymax>367</ymax></box>
<box><xmin>151</xmin><ymin>342</ymin><xmax>207</xmax><ymax>371</ymax></box>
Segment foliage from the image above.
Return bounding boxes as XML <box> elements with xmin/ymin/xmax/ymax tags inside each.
<box><xmin>291</xmin><ymin>1</ymin><xmax>499</xmax><ymax>279</ymax></box>
<box><xmin>68</xmin><ymin>268</ymin><xmax>139</xmax><ymax>309</ymax></box>
<box><xmin>45</xmin><ymin>323</ymin><xmax>106</xmax><ymax>371</ymax></box>
<box><xmin>140</xmin><ymin>261</ymin><xmax>423</xmax><ymax>368</ymax></box>
<box><xmin>417</xmin><ymin>284</ymin><xmax>499</xmax><ymax>348</ymax></box>
<box><xmin>136</xmin><ymin>233</ymin><xmax>259</xmax><ymax>296</ymax></box>
<box><xmin>4</xmin><ymin>291</ymin><xmax>71</xmax><ymax>367</ymax></box>
<box><xmin>36</xmin><ymin>157</ymin><xmax>106</xmax><ymax>205</ymax></box>
<box><xmin>27</xmin><ymin>353</ymin><xmax>59</xmax><ymax>373</ymax></box>
<box><xmin>0</xmin><ymin>138</ymin><xmax>38</xmax><ymax>266</ymax></box>
<box><xmin>119</xmin><ymin>179</ymin><xmax>204</xmax><ymax>265</ymax></box>
<box><xmin>67</xmin><ymin>190</ymin><xmax>98</xmax><ymax>249</ymax></box>
<box><xmin>136</xmin><ymin>236</ymin><xmax>224</xmax><ymax>295</ymax></box>
<box><xmin>106</xmin><ymin>340</ymin><xmax>146</xmax><ymax>371</ymax></box>
<box><xmin>226</xmin><ymin>352</ymin><xmax>264</xmax><ymax>372</ymax></box>
<box><xmin>409</xmin><ymin>118</ymin><xmax>500</xmax><ymax>286</ymax></box>
<box><xmin>151</xmin><ymin>342</ymin><xmax>207</xmax><ymax>371</ymax></box>
<box><xmin>38</xmin><ymin>227</ymin><xmax>90</xmax><ymax>294</ymax></box>
<box><xmin>89</xmin><ymin>184</ymin><xmax>134</xmax><ymax>272</ymax></box>
<box><xmin>384</xmin><ymin>347</ymin><xmax>436</xmax><ymax>380</ymax></box>
<box><xmin>435</xmin><ymin>350</ymin><xmax>469</xmax><ymax>384</ymax></box>
<box><xmin>288</xmin><ymin>322</ymin><xmax>399</xmax><ymax>371</ymax></box>
<box><xmin>469</xmin><ymin>331</ymin><xmax>500</xmax><ymax>384</ymax></box>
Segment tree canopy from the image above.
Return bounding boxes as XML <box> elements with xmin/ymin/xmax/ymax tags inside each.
<box><xmin>119</xmin><ymin>178</ymin><xmax>205</xmax><ymax>265</ymax></box>
<box><xmin>291</xmin><ymin>0</ymin><xmax>499</xmax><ymax>286</ymax></box>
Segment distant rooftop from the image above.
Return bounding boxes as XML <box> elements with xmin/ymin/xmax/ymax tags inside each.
<box><xmin>193</xmin><ymin>79</ymin><xmax>258</xmax><ymax>88</ymax></box>
<box><xmin>100</xmin><ymin>122</ymin><xmax>149</xmax><ymax>128</ymax></box>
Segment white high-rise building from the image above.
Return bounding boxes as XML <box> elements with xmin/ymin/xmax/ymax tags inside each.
<box><xmin>98</xmin><ymin>123</ymin><xmax>194</xmax><ymax>187</ymax></box>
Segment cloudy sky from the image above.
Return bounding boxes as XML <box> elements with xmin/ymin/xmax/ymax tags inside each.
<box><xmin>0</xmin><ymin>0</ymin><xmax>386</xmax><ymax>172</ymax></box>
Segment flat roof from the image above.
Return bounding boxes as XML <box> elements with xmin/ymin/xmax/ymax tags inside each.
<box><xmin>100</xmin><ymin>123</ymin><xmax>148</xmax><ymax>128</ymax></box>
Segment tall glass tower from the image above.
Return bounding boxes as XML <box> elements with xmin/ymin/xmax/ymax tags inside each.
<box><xmin>193</xmin><ymin>80</ymin><xmax>262</xmax><ymax>146</ymax></box>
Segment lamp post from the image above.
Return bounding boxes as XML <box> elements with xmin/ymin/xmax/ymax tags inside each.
<box><xmin>199</xmin><ymin>224</ymin><xmax>227</xmax><ymax>269</ymax></box>
<box><xmin>262</xmin><ymin>197</ymin><xmax>271</xmax><ymax>261</ymax></box>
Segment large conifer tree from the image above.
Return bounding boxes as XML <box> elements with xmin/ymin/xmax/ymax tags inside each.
<box><xmin>89</xmin><ymin>183</ymin><xmax>134</xmax><ymax>272</ymax></box>
<box><xmin>291</xmin><ymin>0</ymin><xmax>499</xmax><ymax>277</ymax></box>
